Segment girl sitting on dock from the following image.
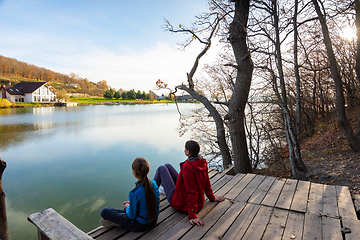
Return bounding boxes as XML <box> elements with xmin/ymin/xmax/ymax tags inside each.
<box><xmin>100</xmin><ymin>157</ymin><xmax>160</xmax><ymax>232</ymax></box>
<box><xmin>154</xmin><ymin>140</ymin><xmax>224</xmax><ymax>226</ymax></box>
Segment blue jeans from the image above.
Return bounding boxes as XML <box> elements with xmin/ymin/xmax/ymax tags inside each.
<box><xmin>100</xmin><ymin>208</ymin><xmax>157</xmax><ymax>232</ymax></box>
<box><xmin>153</xmin><ymin>163</ymin><xmax>178</xmax><ymax>203</ymax></box>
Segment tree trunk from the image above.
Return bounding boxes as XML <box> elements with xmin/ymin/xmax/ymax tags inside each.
<box><xmin>272</xmin><ymin>0</ymin><xmax>307</xmax><ymax>179</ymax></box>
<box><xmin>294</xmin><ymin>0</ymin><xmax>301</xmax><ymax>138</ymax></box>
<box><xmin>313</xmin><ymin>0</ymin><xmax>360</xmax><ymax>151</ymax></box>
<box><xmin>356</xmin><ymin>0</ymin><xmax>360</xmax><ymax>86</ymax></box>
<box><xmin>355</xmin><ymin>0</ymin><xmax>360</xmax><ymax>135</ymax></box>
<box><xmin>228</xmin><ymin>0</ymin><xmax>253</xmax><ymax>174</ymax></box>
<box><xmin>179</xmin><ymin>85</ymin><xmax>232</xmax><ymax>168</ymax></box>
<box><xmin>0</xmin><ymin>158</ymin><xmax>8</xmax><ymax>240</ymax></box>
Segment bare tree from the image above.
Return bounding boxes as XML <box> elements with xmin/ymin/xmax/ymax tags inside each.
<box><xmin>159</xmin><ymin>0</ymin><xmax>254</xmax><ymax>173</ymax></box>
<box><xmin>312</xmin><ymin>0</ymin><xmax>360</xmax><ymax>151</ymax></box>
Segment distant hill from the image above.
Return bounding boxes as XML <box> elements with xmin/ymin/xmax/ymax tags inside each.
<box><xmin>0</xmin><ymin>55</ymin><xmax>110</xmax><ymax>96</ymax></box>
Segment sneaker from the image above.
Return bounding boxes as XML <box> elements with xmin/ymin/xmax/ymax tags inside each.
<box><xmin>100</xmin><ymin>218</ymin><xmax>121</xmax><ymax>228</ymax></box>
<box><xmin>159</xmin><ymin>186</ymin><xmax>165</xmax><ymax>195</ymax></box>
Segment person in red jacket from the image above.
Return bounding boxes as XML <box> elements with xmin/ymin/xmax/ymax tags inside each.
<box><xmin>154</xmin><ymin>140</ymin><xmax>224</xmax><ymax>226</ymax></box>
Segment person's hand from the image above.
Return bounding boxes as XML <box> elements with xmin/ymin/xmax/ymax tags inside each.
<box><xmin>123</xmin><ymin>201</ymin><xmax>130</xmax><ymax>209</ymax></box>
<box><xmin>190</xmin><ymin>218</ymin><xmax>204</xmax><ymax>226</ymax></box>
<box><xmin>214</xmin><ymin>196</ymin><xmax>225</xmax><ymax>202</ymax></box>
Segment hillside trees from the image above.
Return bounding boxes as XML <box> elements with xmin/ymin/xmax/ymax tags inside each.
<box><xmin>248</xmin><ymin>0</ymin><xmax>309</xmax><ymax>178</ymax></box>
<box><xmin>311</xmin><ymin>0</ymin><xmax>360</xmax><ymax>151</ymax></box>
<box><xmin>0</xmin><ymin>55</ymin><xmax>111</xmax><ymax>96</ymax></box>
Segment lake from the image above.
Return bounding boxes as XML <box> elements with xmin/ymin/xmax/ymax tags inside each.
<box><xmin>0</xmin><ymin>103</ymin><xmax>199</xmax><ymax>240</ymax></box>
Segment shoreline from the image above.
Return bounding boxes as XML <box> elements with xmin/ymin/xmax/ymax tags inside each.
<box><xmin>0</xmin><ymin>100</ymin><xmax>196</xmax><ymax>108</ymax></box>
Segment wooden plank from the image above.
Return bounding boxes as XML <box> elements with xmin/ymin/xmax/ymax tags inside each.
<box><xmin>322</xmin><ymin>216</ymin><xmax>342</xmax><ymax>240</ymax></box>
<box><xmin>88</xmin><ymin>226</ymin><xmax>113</xmax><ymax>239</ymax></box>
<box><xmin>211</xmin><ymin>174</ymin><xmax>233</xmax><ymax>193</ymax></box>
<box><xmin>159</xmin><ymin>198</ymin><xmax>171</xmax><ymax>211</ymax></box>
<box><xmin>156</xmin><ymin>201</ymin><xmax>218</xmax><ymax>240</ymax></box>
<box><xmin>182</xmin><ymin>200</ymin><xmax>233</xmax><ymax>239</ymax></box>
<box><xmin>307</xmin><ymin>183</ymin><xmax>324</xmax><ymax>215</ymax></box>
<box><xmin>261</xmin><ymin>208</ymin><xmax>288</xmax><ymax>240</ymax></box>
<box><xmin>282</xmin><ymin>211</ymin><xmax>304</xmax><ymax>240</ymax></box>
<box><xmin>201</xmin><ymin>201</ymin><xmax>247</xmax><ymax>240</ymax></box>
<box><xmin>336</xmin><ymin>186</ymin><xmax>360</xmax><ymax>240</ymax></box>
<box><xmin>322</xmin><ymin>185</ymin><xmax>339</xmax><ymax>218</ymax></box>
<box><xmin>235</xmin><ymin>174</ymin><xmax>266</xmax><ymax>202</ymax></box>
<box><xmin>223</xmin><ymin>174</ymin><xmax>256</xmax><ymax>200</ymax></box>
<box><xmin>208</xmin><ymin>170</ymin><xmax>218</xmax><ymax>179</ymax></box>
<box><xmin>275</xmin><ymin>178</ymin><xmax>297</xmax><ymax>210</ymax></box>
<box><xmin>126</xmin><ymin>208</ymin><xmax>186</xmax><ymax>240</ymax></box>
<box><xmin>302</xmin><ymin>212</ymin><xmax>322</xmax><ymax>240</ymax></box>
<box><xmin>215</xmin><ymin>173</ymin><xmax>245</xmax><ymax>198</ymax></box>
<box><xmin>290</xmin><ymin>180</ymin><xmax>310</xmax><ymax>213</ymax></box>
<box><xmin>136</xmin><ymin>211</ymin><xmax>187</xmax><ymax>240</ymax></box>
<box><xmin>222</xmin><ymin>203</ymin><xmax>261</xmax><ymax>240</ymax></box>
<box><xmin>248</xmin><ymin>176</ymin><xmax>276</xmax><ymax>205</ymax></box>
<box><xmin>28</xmin><ymin>208</ymin><xmax>93</xmax><ymax>240</ymax></box>
<box><xmin>261</xmin><ymin>178</ymin><xmax>286</xmax><ymax>207</ymax></box>
<box><xmin>97</xmin><ymin>205</ymin><xmax>179</xmax><ymax>240</ymax></box>
<box><xmin>241</xmin><ymin>205</ymin><xmax>274</xmax><ymax>240</ymax></box>
<box><xmin>209</xmin><ymin>171</ymin><xmax>225</xmax><ymax>185</ymax></box>
<box><xmin>95</xmin><ymin>227</ymin><xmax>128</xmax><ymax>240</ymax></box>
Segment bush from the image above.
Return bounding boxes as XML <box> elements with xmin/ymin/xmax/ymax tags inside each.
<box><xmin>0</xmin><ymin>99</ymin><xmax>12</xmax><ymax>108</ymax></box>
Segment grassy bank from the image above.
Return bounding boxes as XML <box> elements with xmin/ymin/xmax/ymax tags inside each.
<box><xmin>68</xmin><ymin>97</ymin><xmax>175</xmax><ymax>104</ymax></box>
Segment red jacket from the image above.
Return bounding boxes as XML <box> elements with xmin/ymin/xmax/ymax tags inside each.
<box><xmin>170</xmin><ymin>157</ymin><xmax>216</xmax><ymax>219</ymax></box>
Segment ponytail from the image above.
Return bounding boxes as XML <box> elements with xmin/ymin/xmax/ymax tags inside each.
<box><xmin>132</xmin><ymin>157</ymin><xmax>157</xmax><ymax>222</ymax></box>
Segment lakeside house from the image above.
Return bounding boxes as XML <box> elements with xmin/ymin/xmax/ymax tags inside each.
<box><xmin>176</xmin><ymin>94</ymin><xmax>194</xmax><ymax>101</ymax></box>
<box><xmin>1</xmin><ymin>82</ymin><xmax>56</xmax><ymax>103</ymax></box>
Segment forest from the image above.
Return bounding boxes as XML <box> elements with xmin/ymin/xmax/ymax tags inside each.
<box><xmin>0</xmin><ymin>55</ymin><xmax>111</xmax><ymax>96</ymax></box>
<box><xmin>158</xmin><ymin>0</ymin><xmax>360</xmax><ymax>179</ymax></box>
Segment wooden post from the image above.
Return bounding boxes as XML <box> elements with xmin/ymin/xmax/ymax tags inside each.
<box><xmin>0</xmin><ymin>158</ymin><xmax>8</xmax><ymax>240</ymax></box>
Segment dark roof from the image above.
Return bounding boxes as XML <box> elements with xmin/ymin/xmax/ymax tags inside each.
<box><xmin>5</xmin><ymin>82</ymin><xmax>47</xmax><ymax>95</ymax></box>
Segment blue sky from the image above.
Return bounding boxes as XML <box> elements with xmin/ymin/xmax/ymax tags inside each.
<box><xmin>0</xmin><ymin>0</ymin><xmax>217</xmax><ymax>92</ymax></box>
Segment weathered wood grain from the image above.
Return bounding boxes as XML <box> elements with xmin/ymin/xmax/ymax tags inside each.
<box><xmin>247</xmin><ymin>176</ymin><xmax>276</xmax><ymax>205</ymax></box>
<box><xmin>302</xmin><ymin>212</ymin><xmax>322</xmax><ymax>240</ymax></box>
<box><xmin>241</xmin><ymin>205</ymin><xmax>273</xmax><ymax>240</ymax></box>
<box><xmin>322</xmin><ymin>184</ymin><xmax>339</xmax><ymax>218</ymax></box>
<box><xmin>290</xmin><ymin>180</ymin><xmax>310</xmax><ymax>213</ymax></box>
<box><xmin>28</xmin><ymin>208</ymin><xmax>93</xmax><ymax>240</ymax></box>
<box><xmin>322</xmin><ymin>216</ymin><xmax>342</xmax><ymax>240</ymax></box>
<box><xmin>282</xmin><ymin>211</ymin><xmax>304</xmax><ymax>240</ymax></box>
<box><xmin>336</xmin><ymin>185</ymin><xmax>360</xmax><ymax>240</ymax></box>
<box><xmin>275</xmin><ymin>178</ymin><xmax>297</xmax><ymax>210</ymax></box>
<box><xmin>261</xmin><ymin>178</ymin><xmax>286</xmax><ymax>207</ymax></box>
<box><xmin>235</xmin><ymin>174</ymin><xmax>266</xmax><ymax>202</ymax></box>
<box><xmin>222</xmin><ymin>203</ymin><xmax>261</xmax><ymax>240</ymax></box>
<box><xmin>224</xmin><ymin>173</ymin><xmax>256</xmax><ymax>200</ymax></box>
<box><xmin>261</xmin><ymin>208</ymin><xmax>288</xmax><ymax>240</ymax></box>
<box><xmin>201</xmin><ymin>201</ymin><xmax>247</xmax><ymax>240</ymax></box>
<box><xmin>307</xmin><ymin>183</ymin><xmax>324</xmax><ymax>215</ymax></box>
<box><xmin>182</xmin><ymin>200</ymin><xmax>233</xmax><ymax>239</ymax></box>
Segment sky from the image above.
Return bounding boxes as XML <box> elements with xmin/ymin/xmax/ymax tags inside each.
<box><xmin>0</xmin><ymin>0</ymin><xmax>219</xmax><ymax>93</ymax></box>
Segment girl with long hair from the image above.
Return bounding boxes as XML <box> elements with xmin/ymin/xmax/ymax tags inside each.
<box><xmin>100</xmin><ymin>157</ymin><xmax>160</xmax><ymax>232</ymax></box>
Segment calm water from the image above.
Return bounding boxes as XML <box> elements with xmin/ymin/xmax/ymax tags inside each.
<box><xmin>0</xmin><ymin>103</ymin><xmax>198</xmax><ymax>240</ymax></box>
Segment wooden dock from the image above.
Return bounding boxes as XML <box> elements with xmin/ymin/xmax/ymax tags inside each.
<box><xmin>29</xmin><ymin>168</ymin><xmax>360</xmax><ymax>239</ymax></box>
<box><xmin>85</xmin><ymin>169</ymin><xmax>359</xmax><ymax>240</ymax></box>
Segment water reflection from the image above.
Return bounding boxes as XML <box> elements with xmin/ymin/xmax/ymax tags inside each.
<box><xmin>1</xmin><ymin>103</ymin><xmax>198</xmax><ymax>240</ymax></box>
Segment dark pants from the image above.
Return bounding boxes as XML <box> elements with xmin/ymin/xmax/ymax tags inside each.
<box><xmin>153</xmin><ymin>163</ymin><xmax>178</xmax><ymax>203</ymax></box>
<box><xmin>100</xmin><ymin>208</ymin><xmax>157</xmax><ymax>232</ymax></box>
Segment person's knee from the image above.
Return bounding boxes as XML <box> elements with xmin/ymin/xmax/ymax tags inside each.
<box><xmin>100</xmin><ymin>207</ymin><xmax>112</xmax><ymax>218</ymax></box>
<box><xmin>158</xmin><ymin>165</ymin><xmax>167</xmax><ymax>173</ymax></box>
<box><xmin>164</xmin><ymin>163</ymin><xmax>173</xmax><ymax>169</ymax></box>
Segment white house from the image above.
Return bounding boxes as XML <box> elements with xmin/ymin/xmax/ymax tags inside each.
<box><xmin>1</xmin><ymin>82</ymin><xmax>56</xmax><ymax>103</ymax></box>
